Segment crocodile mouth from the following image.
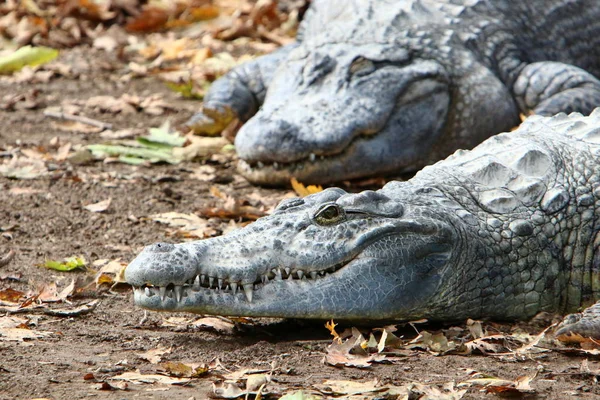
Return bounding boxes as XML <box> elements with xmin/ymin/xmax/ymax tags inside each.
<box><xmin>237</xmin><ymin>134</ymin><xmax>389</xmax><ymax>185</ymax></box>
<box><xmin>132</xmin><ymin>258</ymin><xmax>350</xmax><ymax>305</ymax></box>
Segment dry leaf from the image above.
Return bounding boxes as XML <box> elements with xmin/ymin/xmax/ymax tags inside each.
<box><xmin>93</xmin><ymin>259</ymin><xmax>127</xmax><ymax>287</ymax></box>
<box><xmin>172</xmin><ymin>136</ymin><xmax>229</xmax><ymax>161</ymax></box>
<box><xmin>110</xmin><ymin>371</ymin><xmax>191</xmax><ymax>385</ymax></box>
<box><xmin>0</xmin><ymin>316</ymin><xmax>53</xmax><ymax>342</ymax></box>
<box><xmin>137</xmin><ymin>346</ymin><xmax>172</xmax><ymax>364</ymax></box>
<box><xmin>149</xmin><ymin>212</ymin><xmax>216</xmax><ymax>238</ymax></box>
<box><xmin>290</xmin><ymin>177</ymin><xmax>322</xmax><ymax>197</ymax></box>
<box><xmin>8</xmin><ymin>187</ymin><xmax>43</xmax><ymax>195</ymax></box>
<box><xmin>192</xmin><ymin>317</ymin><xmax>235</xmax><ymax>333</ymax></box>
<box><xmin>0</xmin><ymin>288</ymin><xmax>25</xmax><ymax>303</ymax></box>
<box><xmin>84</xmin><ymin>198</ymin><xmax>111</xmax><ymax>213</ymax></box>
<box><xmin>314</xmin><ymin>379</ymin><xmax>385</xmax><ymax>396</ymax></box>
<box><xmin>52</xmin><ymin>120</ymin><xmax>103</xmax><ymax>134</ymax></box>
<box><xmin>324</xmin><ymin>327</ymin><xmax>386</xmax><ymax>368</ymax></box>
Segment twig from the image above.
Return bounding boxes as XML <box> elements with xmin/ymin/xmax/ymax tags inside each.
<box><xmin>0</xmin><ymin>250</ymin><xmax>15</xmax><ymax>267</ymax></box>
<box><xmin>139</xmin><ymin>310</ymin><xmax>148</xmax><ymax>325</ymax></box>
<box><xmin>42</xmin><ymin>299</ymin><xmax>100</xmax><ymax>317</ymax></box>
<box><xmin>43</xmin><ymin>110</ymin><xmax>113</xmax><ymax>130</ymax></box>
<box><xmin>0</xmin><ymin>299</ymin><xmax>100</xmax><ymax>317</ymax></box>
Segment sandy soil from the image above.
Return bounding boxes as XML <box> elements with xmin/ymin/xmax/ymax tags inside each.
<box><xmin>1</xmin><ymin>46</ymin><xmax>600</xmax><ymax>400</ymax></box>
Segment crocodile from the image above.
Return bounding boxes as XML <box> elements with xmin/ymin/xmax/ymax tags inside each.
<box><xmin>127</xmin><ymin>110</ymin><xmax>600</xmax><ymax>336</ymax></box>
<box><xmin>187</xmin><ymin>0</ymin><xmax>600</xmax><ymax>186</ymax></box>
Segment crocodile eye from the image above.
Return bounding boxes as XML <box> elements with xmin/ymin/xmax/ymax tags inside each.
<box><xmin>314</xmin><ymin>204</ymin><xmax>345</xmax><ymax>225</ymax></box>
<box><xmin>349</xmin><ymin>57</ymin><xmax>375</xmax><ymax>76</ymax></box>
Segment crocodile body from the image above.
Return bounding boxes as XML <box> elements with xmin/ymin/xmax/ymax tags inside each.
<box><xmin>188</xmin><ymin>0</ymin><xmax>600</xmax><ymax>186</ymax></box>
<box><xmin>127</xmin><ymin>110</ymin><xmax>600</xmax><ymax>335</ymax></box>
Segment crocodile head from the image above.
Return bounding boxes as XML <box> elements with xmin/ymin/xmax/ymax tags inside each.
<box><xmin>234</xmin><ymin>1</ymin><xmax>519</xmax><ymax>185</ymax></box>
<box><xmin>126</xmin><ymin>185</ymin><xmax>465</xmax><ymax>320</ymax></box>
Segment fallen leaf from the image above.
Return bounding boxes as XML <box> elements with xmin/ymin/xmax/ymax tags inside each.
<box><xmin>291</xmin><ymin>177</ymin><xmax>322</xmax><ymax>197</ymax></box>
<box><xmin>190</xmin><ymin>165</ymin><xmax>217</xmax><ymax>181</ymax></box>
<box><xmin>161</xmin><ymin>361</ymin><xmax>209</xmax><ymax>378</ymax></box>
<box><xmin>149</xmin><ymin>212</ymin><xmax>216</xmax><ymax>238</ymax></box>
<box><xmin>138</xmin><ymin>121</ymin><xmax>185</xmax><ymax>148</ymax></box>
<box><xmin>42</xmin><ymin>256</ymin><xmax>87</xmax><ymax>272</ymax></box>
<box><xmin>279</xmin><ymin>391</ymin><xmax>321</xmax><ymax>400</ymax></box>
<box><xmin>137</xmin><ymin>346</ymin><xmax>172</xmax><ymax>364</ymax></box>
<box><xmin>93</xmin><ymin>259</ymin><xmax>127</xmax><ymax>287</ymax></box>
<box><xmin>8</xmin><ymin>187</ymin><xmax>43</xmax><ymax>195</ymax></box>
<box><xmin>84</xmin><ymin>198</ymin><xmax>111</xmax><ymax>213</ymax></box>
<box><xmin>324</xmin><ymin>327</ymin><xmax>386</xmax><ymax>368</ymax></box>
<box><xmin>192</xmin><ymin>317</ymin><xmax>235</xmax><ymax>333</ymax></box>
<box><xmin>407</xmin><ymin>331</ymin><xmax>457</xmax><ymax>354</ymax></box>
<box><xmin>0</xmin><ymin>288</ymin><xmax>25</xmax><ymax>302</ymax></box>
<box><xmin>0</xmin><ymin>46</ymin><xmax>59</xmax><ymax>74</ymax></box>
<box><xmin>52</xmin><ymin>120</ymin><xmax>103</xmax><ymax>134</ymax></box>
<box><xmin>0</xmin><ymin>316</ymin><xmax>53</xmax><ymax>342</ymax></box>
<box><xmin>0</xmin><ymin>156</ymin><xmax>47</xmax><ymax>179</ymax></box>
<box><xmin>325</xmin><ymin>320</ymin><xmax>341</xmax><ymax>344</ymax></box>
<box><xmin>314</xmin><ymin>379</ymin><xmax>385</xmax><ymax>396</ymax></box>
<box><xmin>465</xmin><ymin>373</ymin><xmax>537</xmax><ymax>395</ymax></box>
<box><xmin>172</xmin><ymin>136</ymin><xmax>229</xmax><ymax>161</ymax></box>
<box><xmin>110</xmin><ymin>371</ymin><xmax>191</xmax><ymax>385</ymax></box>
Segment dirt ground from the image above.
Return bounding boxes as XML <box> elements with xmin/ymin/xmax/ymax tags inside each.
<box><xmin>2</xmin><ymin>45</ymin><xmax>600</xmax><ymax>400</ymax></box>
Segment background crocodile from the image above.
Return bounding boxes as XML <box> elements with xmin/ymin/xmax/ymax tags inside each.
<box><xmin>127</xmin><ymin>110</ymin><xmax>600</xmax><ymax>337</ymax></box>
<box><xmin>188</xmin><ymin>0</ymin><xmax>600</xmax><ymax>186</ymax></box>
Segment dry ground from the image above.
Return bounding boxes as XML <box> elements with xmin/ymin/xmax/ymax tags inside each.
<box><xmin>1</xmin><ymin>45</ymin><xmax>600</xmax><ymax>400</ymax></box>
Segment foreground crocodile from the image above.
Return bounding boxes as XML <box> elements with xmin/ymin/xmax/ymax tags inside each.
<box><xmin>188</xmin><ymin>0</ymin><xmax>600</xmax><ymax>185</ymax></box>
<box><xmin>127</xmin><ymin>110</ymin><xmax>600</xmax><ymax>336</ymax></box>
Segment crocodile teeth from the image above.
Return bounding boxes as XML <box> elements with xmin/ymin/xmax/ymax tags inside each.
<box><xmin>262</xmin><ymin>275</ymin><xmax>269</xmax><ymax>284</ymax></box>
<box><xmin>209</xmin><ymin>277</ymin><xmax>214</xmax><ymax>288</ymax></box>
<box><xmin>231</xmin><ymin>282</ymin><xmax>238</xmax><ymax>294</ymax></box>
<box><xmin>310</xmin><ymin>271</ymin><xmax>317</xmax><ymax>279</ymax></box>
<box><xmin>243</xmin><ymin>284</ymin><xmax>253</xmax><ymax>302</ymax></box>
<box><xmin>174</xmin><ymin>286</ymin><xmax>182</xmax><ymax>302</ymax></box>
<box><xmin>273</xmin><ymin>268</ymin><xmax>282</xmax><ymax>280</ymax></box>
<box><xmin>201</xmin><ymin>275</ymin><xmax>206</xmax><ymax>284</ymax></box>
<box><xmin>144</xmin><ymin>287</ymin><xmax>151</xmax><ymax>297</ymax></box>
<box><xmin>273</xmin><ymin>162</ymin><xmax>279</xmax><ymax>170</ymax></box>
<box><xmin>218</xmin><ymin>278</ymin><xmax>224</xmax><ymax>290</ymax></box>
<box><xmin>257</xmin><ymin>161</ymin><xmax>264</xmax><ymax>168</ymax></box>
<box><xmin>284</xmin><ymin>268</ymin><xmax>291</xmax><ymax>277</ymax></box>
<box><xmin>160</xmin><ymin>286</ymin><xmax>167</xmax><ymax>301</ymax></box>
<box><xmin>193</xmin><ymin>275</ymin><xmax>200</xmax><ymax>290</ymax></box>
<box><xmin>309</xmin><ymin>153</ymin><xmax>316</xmax><ymax>162</ymax></box>
<box><xmin>297</xmin><ymin>270</ymin><xmax>303</xmax><ymax>279</ymax></box>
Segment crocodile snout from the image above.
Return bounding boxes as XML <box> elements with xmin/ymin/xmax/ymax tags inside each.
<box><xmin>125</xmin><ymin>242</ymin><xmax>197</xmax><ymax>288</ymax></box>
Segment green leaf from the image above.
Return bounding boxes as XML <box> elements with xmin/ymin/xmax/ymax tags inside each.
<box><xmin>0</xmin><ymin>46</ymin><xmax>59</xmax><ymax>74</ymax></box>
<box><xmin>87</xmin><ymin>144</ymin><xmax>179</xmax><ymax>164</ymax></box>
<box><xmin>43</xmin><ymin>256</ymin><xmax>87</xmax><ymax>272</ymax></box>
<box><xmin>164</xmin><ymin>81</ymin><xmax>206</xmax><ymax>99</ymax></box>
<box><xmin>137</xmin><ymin>121</ymin><xmax>185</xmax><ymax>148</ymax></box>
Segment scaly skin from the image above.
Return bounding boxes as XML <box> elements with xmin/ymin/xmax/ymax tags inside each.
<box><xmin>127</xmin><ymin>110</ymin><xmax>600</xmax><ymax>326</ymax></box>
<box><xmin>188</xmin><ymin>0</ymin><xmax>600</xmax><ymax>185</ymax></box>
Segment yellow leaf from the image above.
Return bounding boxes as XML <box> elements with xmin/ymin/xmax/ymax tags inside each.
<box><xmin>290</xmin><ymin>177</ymin><xmax>323</xmax><ymax>197</ymax></box>
<box><xmin>325</xmin><ymin>319</ymin><xmax>341</xmax><ymax>344</ymax></box>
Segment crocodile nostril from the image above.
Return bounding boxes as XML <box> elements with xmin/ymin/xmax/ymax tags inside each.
<box><xmin>150</xmin><ymin>242</ymin><xmax>176</xmax><ymax>253</ymax></box>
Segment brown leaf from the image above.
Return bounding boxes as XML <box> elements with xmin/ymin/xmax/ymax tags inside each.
<box><xmin>125</xmin><ymin>7</ymin><xmax>169</xmax><ymax>32</ymax></box>
<box><xmin>0</xmin><ymin>288</ymin><xmax>25</xmax><ymax>303</ymax></box>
